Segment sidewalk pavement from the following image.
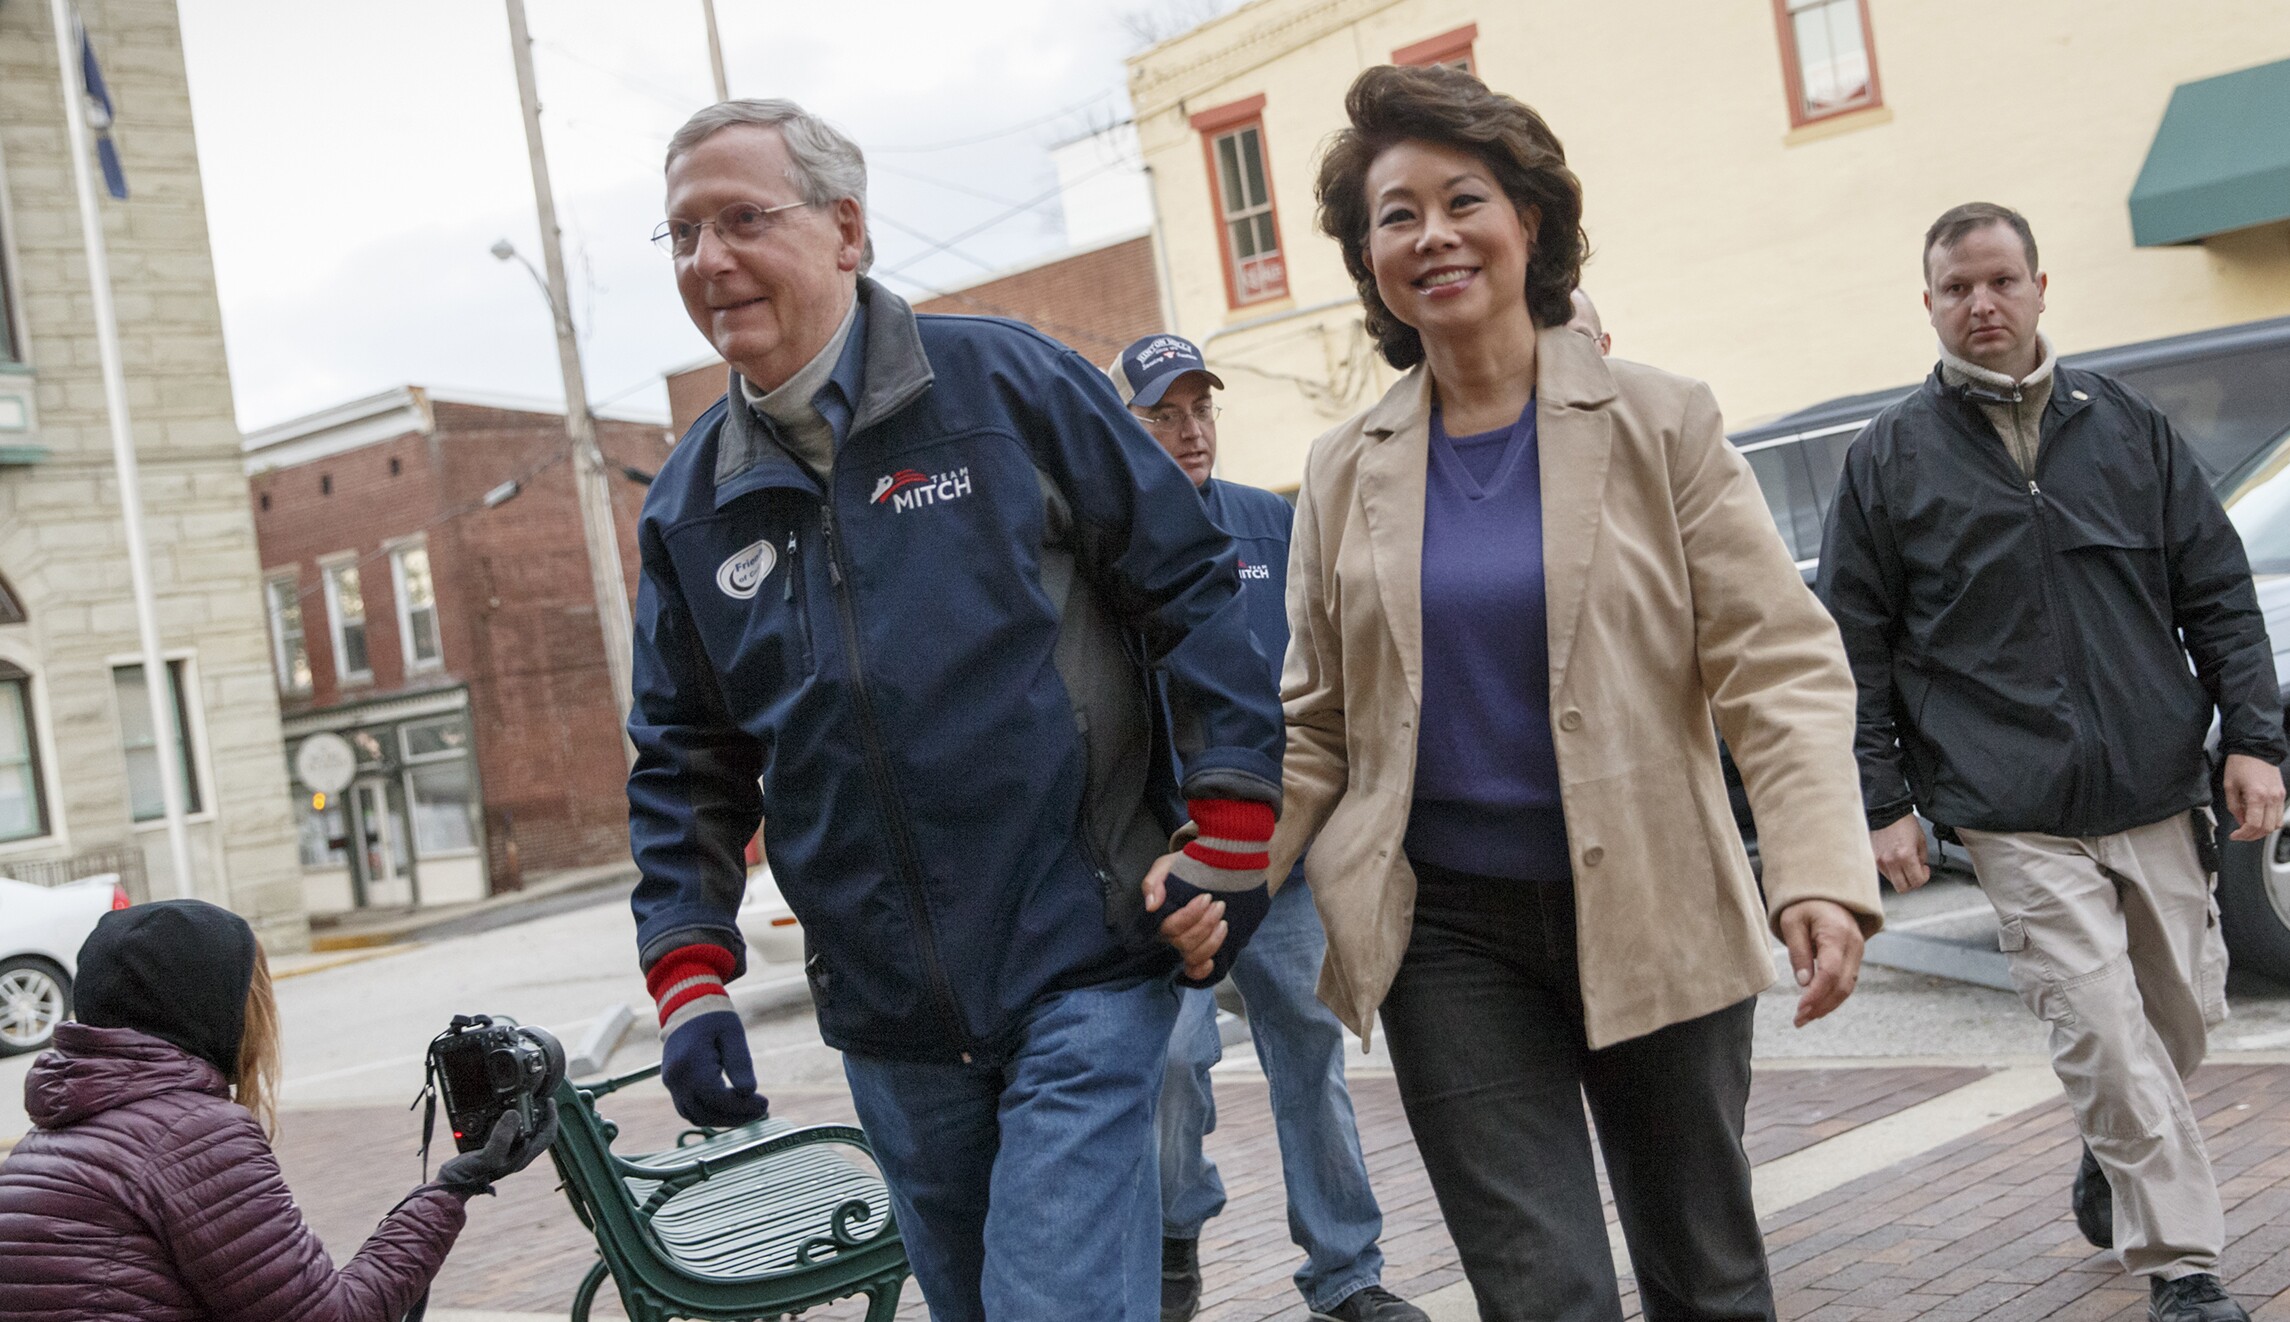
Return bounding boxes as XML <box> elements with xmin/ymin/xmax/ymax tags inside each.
<box><xmin>292</xmin><ymin>862</ymin><xmax>637</xmax><ymax>955</ymax></box>
<box><xmin>266</xmin><ymin>1055</ymin><xmax>2290</xmax><ymax>1321</ymax></box>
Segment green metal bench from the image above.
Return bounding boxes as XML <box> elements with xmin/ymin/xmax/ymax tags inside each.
<box><xmin>546</xmin><ymin>1064</ymin><xmax>909</xmax><ymax>1321</ymax></box>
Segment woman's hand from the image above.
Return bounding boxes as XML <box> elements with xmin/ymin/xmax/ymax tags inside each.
<box><xmin>1141</xmin><ymin>851</ymin><xmax>1228</xmax><ymax>982</ymax></box>
<box><xmin>1777</xmin><ymin>898</ymin><xmax>1864</xmax><ymax>1028</ymax></box>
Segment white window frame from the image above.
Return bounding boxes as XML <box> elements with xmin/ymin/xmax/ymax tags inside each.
<box><xmin>321</xmin><ymin>552</ymin><xmax>373</xmax><ymax>685</ymax></box>
<box><xmin>1207</xmin><ymin>123</ymin><xmax>1287</xmax><ymax>307</ymax></box>
<box><xmin>387</xmin><ymin>536</ymin><xmax>443</xmax><ymax>673</ymax></box>
<box><xmin>0</xmin><ymin>130</ymin><xmax>28</xmax><ymax>367</ymax></box>
<box><xmin>108</xmin><ymin>649</ymin><xmax>216</xmax><ymax>828</ymax></box>
<box><xmin>0</xmin><ymin>640</ymin><xmax>66</xmax><ymax>858</ymax></box>
<box><xmin>264</xmin><ymin>570</ymin><xmax>313</xmax><ymax>695</ymax></box>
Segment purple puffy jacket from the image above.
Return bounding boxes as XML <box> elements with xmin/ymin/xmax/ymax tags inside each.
<box><xmin>0</xmin><ymin>1023</ymin><xmax>467</xmax><ymax>1321</ymax></box>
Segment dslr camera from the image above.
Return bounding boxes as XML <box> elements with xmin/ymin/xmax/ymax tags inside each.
<box><xmin>425</xmin><ymin>1014</ymin><xmax>566</xmax><ymax>1154</ymax></box>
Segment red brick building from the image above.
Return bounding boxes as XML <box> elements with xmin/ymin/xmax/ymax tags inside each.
<box><xmin>244</xmin><ymin>388</ymin><xmax>671</xmax><ymax>913</ymax></box>
<box><xmin>666</xmin><ymin>232</ymin><xmax>1165</xmax><ymax>435</ymax></box>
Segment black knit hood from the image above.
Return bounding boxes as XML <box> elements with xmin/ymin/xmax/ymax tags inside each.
<box><xmin>72</xmin><ymin>899</ymin><xmax>257</xmax><ymax>1079</ymax></box>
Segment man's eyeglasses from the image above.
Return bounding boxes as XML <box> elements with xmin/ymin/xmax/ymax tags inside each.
<box><xmin>1136</xmin><ymin>403</ymin><xmax>1221</xmax><ymax>433</ymax></box>
<box><xmin>652</xmin><ymin>200</ymin><xmax>807</xmax><ymax>258</ymax></box>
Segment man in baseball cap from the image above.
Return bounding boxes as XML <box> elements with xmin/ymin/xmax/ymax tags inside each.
<box><xmin>1113</xmin><ymin>333</ymin><xmax>1425</xmax><ymax>1322</ymax></box>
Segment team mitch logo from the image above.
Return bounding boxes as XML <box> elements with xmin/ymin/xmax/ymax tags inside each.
<box><xmin>715</xmin><ymin>538</ymin><xmax>777</xmax><ymax>600</ymax></box>
<box><xmin>871</xmin><ymin>466</ymin><xmax>974</xmax><ymax>512</ymax></box>
<box><xmin>1238</xmin><ymin>558</ymin><xmax>1271</xmax><ymax>580</ymax></box>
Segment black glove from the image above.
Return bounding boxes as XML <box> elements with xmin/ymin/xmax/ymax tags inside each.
<box><xmin>661</xmin><ymin>1009</ymin><xmax>771</xmax><ymax>1129</ymax></box>
<box><xmin>436</xmin><ymin>1105</ymin><xmax>557</xmax><ymax>1195</ymax></box>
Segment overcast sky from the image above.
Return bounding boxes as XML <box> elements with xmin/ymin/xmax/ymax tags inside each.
<box><xmin>173</xmin><ymin>0</ymin><xmax>1217</xmax><ymax>431</ymax></box>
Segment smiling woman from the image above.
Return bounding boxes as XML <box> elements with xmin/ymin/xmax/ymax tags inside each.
<box><xmin>1271</xmin><ymin>63</ymin><xmax>1882</xmax><ymax>1322</ymax></box>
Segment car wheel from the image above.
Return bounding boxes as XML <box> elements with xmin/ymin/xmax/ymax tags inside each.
<box><xmin>0</xmin><ymin>957</ymin><xmax>71</xmax><ymax>1056</ymax></box>
<box><xmin>2217</xmin><ymin>829</ymin><xmax>2290</xmax><ymax>984</ymax></box>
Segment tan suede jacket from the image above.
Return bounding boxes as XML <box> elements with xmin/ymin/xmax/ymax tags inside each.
<box><xmin>1272</xmin><ymin>327</ymin><xmax>1883</xmax><ymax>1050</ymax></box>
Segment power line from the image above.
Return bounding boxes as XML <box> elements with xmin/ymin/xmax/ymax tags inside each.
<box><xmin>871</xmin><ymin>212</ymin><xmax>1008</xmax><ymax>275</ymax></box>
<box><xmin>870</xmin><ymin>160</ymin><xmax>1039</xmax><ymax>211</ymax></box>
<box><xmin>537</xmin><ymin>38</ymin><xmax>703</xmax><ymax>115</ymax></box>
<box><xmin>869</xmin><ymin>89</ymin><xmax>1120</xmax><ymax>153</ymax></box>
<box><xmin>875</xmin><ymin>153</ymin><xmax>1132</xmax><ymax>283</ymax></box>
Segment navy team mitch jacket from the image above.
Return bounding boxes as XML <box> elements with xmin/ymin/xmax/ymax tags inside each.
<box><xmin>627</xmin><ymin>279</ymin><xmax>1283</xmax><ymax>1065</ymax></box>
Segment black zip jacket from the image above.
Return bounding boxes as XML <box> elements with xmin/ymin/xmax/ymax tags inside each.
<box><xmin>1816</xmin><ymin>364</ymin><xmax>2286</xmax><ymax>838</ymax></box>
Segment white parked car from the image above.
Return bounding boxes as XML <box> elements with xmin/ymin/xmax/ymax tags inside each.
<box><xmin>0</xmin><ymin>873</ymin><xmax>128</xmax><ymax>1055</ymax></box>
<box><xmin>735</xmin><ymin>865</ymin><xmax>804</xmax><ymax>969</ymax></box>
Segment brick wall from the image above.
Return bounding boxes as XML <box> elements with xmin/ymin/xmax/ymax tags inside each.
<box><xmin>250</xmin><ymin>400</ymin><xmax>672</xmax><ymax>887</ymax></box>
<box><xmin>913</xmin><ymin>235</ymin><xmax>1163</xmax><ymax>368</ymax></box>
<box><xmin>664</xmin><ymin>237</ymin><xmax>1166</xmax><ymax>435</ymax></box>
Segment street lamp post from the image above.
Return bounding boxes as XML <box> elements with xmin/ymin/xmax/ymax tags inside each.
<box><xmin>500</xmin><ymin>0</ymin><xmax>636</xmax><ymax>761</ymax></box>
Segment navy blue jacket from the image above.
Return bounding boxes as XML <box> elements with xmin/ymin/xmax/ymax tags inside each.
<box><xmin>627</xmin><ymin>281</ymin><xmax>1283</xmax><ymax>1064</ymax></box>
<box><xmin>1193</xmin><ymin>478</ymin><xmax>1307</xmax><ymax>888</ymax></box>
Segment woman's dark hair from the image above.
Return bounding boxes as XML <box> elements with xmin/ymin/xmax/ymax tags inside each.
<box><xmin>1315</xmin><ymin>64</ymin><xmax>1586</xmax><ymax>370</ymax></box>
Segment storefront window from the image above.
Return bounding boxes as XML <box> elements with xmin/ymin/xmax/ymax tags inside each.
<box><xmin>407</xmin><ymin>760</ymin><xmax>478</xmax><ymax>853</ymax></box>
<box><xmin>296</xmin><ymin>792</ymin><xmax>347</xmax><ymax>868</ymax></box>
<box><xmin>0</xmin><ymin>664</ymin><xmax>46</xmax><ymax>842</ymax></box>
<box><xmin>401</xmin><ymin>716</ymin><xmax>477</xmax><ymax>854</ymax></box>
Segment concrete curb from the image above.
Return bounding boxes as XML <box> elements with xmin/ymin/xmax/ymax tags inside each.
<box><xmin>304</xmin><ymin>865</ymin><xmax>637</xmax><ymax>953</ymax></box>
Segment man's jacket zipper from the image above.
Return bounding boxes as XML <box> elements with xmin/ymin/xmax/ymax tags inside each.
<box><xmin>819</xmin><ymin>497</ymin><xmax>980</xmax><ymax>1062</ymax></box>
<box><xmin>2026</xmin><ymin>475</ymin><xmax>2102</xmax><ymax>834</ymax></box>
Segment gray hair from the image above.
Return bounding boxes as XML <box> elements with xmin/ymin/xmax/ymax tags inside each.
<box><xmin>666</xmin><ymin>99</ymin><xmax>874</xmax><ymax>273</ymax></box>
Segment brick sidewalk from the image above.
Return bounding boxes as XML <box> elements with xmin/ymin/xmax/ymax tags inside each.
<box><xmin>1756</xmin><ymin>1064</ymin><xmax>2290</xmax><ymax>1322</ymax></box>
<box><xmin>274</xmin><ymin>1063</ymin><xmax>1994</xmax><ymax>1320</ymax></box>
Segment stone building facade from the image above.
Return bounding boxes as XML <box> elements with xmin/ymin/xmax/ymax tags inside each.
<box><xmin>0</xmin><ymin>0</ymin><xmax>304</xmax><ymax>945</ymax></box>
<box><xmin>246</xmin><ymin>389</ymin><xmax>668</xmax><ymax>913</ymax></box>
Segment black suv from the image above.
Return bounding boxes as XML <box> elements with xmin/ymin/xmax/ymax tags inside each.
<box><xmin>1728</xmin><ymin>313</ymin><xmax>2290</xmax><ymax>981</ymax></box>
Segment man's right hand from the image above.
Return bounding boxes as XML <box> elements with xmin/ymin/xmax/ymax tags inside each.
<box><xmin>661</xmin><ymin>1010</ymin><xmax>770</xmax><ymax>1129</ymax></box>
<box><xmin>647</xmin><ymin>943</ymin><xmax>768</xmax><ymax>1128</ymax></box>
<box><xmin>1871</xmin><ymin>813</ymin><xmax>1931</xmax><ymax>891</ymax></box>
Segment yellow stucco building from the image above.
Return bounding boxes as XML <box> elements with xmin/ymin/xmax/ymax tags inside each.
<box><xmin>1127</xmin><ymin>0</ymin><xmax>2290</xmax><ymax>489</ymax></box>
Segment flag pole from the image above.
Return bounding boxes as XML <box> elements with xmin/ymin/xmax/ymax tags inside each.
<box><xmin>49</xmin><ymin>0</ymin><xmax>196</xmax><ymax>899</ymax></box>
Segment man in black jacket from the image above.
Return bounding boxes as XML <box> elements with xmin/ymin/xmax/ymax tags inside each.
<box><xmin>1818</xmin><ymin>202</ymin><xmax>2286</xmax><ymax>1322</ymax></box>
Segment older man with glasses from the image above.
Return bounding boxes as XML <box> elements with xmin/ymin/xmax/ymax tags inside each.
<box><xmin>625</xmin><ymin>101</ymin><xmax>1285</xmax><ymax>1322</ymax></box>
<box><xmin>1112</xmin><ymin>335</ymin><xmax>1426</xmax><ymax>1322</ymax></box>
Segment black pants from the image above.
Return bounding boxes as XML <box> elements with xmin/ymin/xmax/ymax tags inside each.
<box><xmin>1380</xmin><ymin>861</ymin><xmax>1774</xmax><ymax>1322</ymax></box>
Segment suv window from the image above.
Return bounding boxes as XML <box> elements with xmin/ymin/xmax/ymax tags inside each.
<box><xmin>2224</xmin><ymin>428</ymin><xmax>2290</xmax><ymax>574</ymax></box>
<box><xmin>1739</xmin><ymin>439</ymin><xmax>1824</xmax><ymax>564</ymax></box>
<box><xmin>2112</xmin><ymin>345</ymin><xmax>2290</xmax><ymax>481</ymax></box>
<box><xmin>1735</xmin><ymin>422</ymin><xmax>1862</xmax><ymax>567</ymax></box>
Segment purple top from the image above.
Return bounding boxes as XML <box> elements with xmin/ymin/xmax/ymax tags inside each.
<box><xmin>1404</xmin><ymin>397</ymin><xmax>1572</xmax><ymax>882</ymax></box>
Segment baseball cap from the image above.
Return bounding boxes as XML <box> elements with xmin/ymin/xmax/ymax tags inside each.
<box><xmin>1111</xmin><ymin>334</ymin><xmax>1226</xmax><ymax>408</ymax></box>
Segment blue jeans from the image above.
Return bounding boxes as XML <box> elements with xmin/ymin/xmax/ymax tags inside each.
<box><xmin>1159</xmin><ymin>877</ymin><xmax>1385</xmax><ymax>1312</ymax></box>
<box><xmin>844</xmin><ymin>976</ymin><xmax>1179</xmax><ymax>1322</ymax></box>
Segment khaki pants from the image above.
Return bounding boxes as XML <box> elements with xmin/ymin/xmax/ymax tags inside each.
<box><xmin>1958</xmin><ymin>815</ymin><xmax>2231</xmax><ymax>1279</ymax></box>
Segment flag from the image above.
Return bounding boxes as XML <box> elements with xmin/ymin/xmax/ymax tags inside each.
<box><xmin>77</xmin><ymin>18</ymin><xmax>127</xmax><ymax>200</ymax></box>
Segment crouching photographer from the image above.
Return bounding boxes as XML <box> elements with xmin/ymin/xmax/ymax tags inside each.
<box><xmin>0</xmin><ymin>900</ymin><xmax>555</xmax><ymax>1321</ymax></box>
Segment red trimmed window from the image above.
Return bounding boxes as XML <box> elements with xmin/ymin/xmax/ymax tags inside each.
<box><xmin>1192</xmin><ymin>95</ymin><xmax>1288</xmax><ymax>309</ymax></box>
<box><xmin>1773</xmin><ymin>0</ymin><xmax>1881</xmax><ymax>126</ymax></box>
<box><xmin>1393</xmin><ymin>23</ymin><xmax>1477</xmax><ymax>75</ymax></box>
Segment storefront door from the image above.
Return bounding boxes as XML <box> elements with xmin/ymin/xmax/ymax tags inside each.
<box><xmin>349</xmin><ymin>776</ymin><xmax>415</xmax><ymax>908</ymax></box>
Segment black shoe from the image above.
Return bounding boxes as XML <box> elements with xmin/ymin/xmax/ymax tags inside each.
<box><xmin>2073</xmin><ymin>1143</ymin><xmax>2114</xmax><ymax>1249</ymax></box>
<box><xmin>2149</xmin><ymin>1273</ymin><xmax>2249</xmax><ymax>1322</ymax></box>
<box><xmin>1161</xmin><ymin>1237</ymin><xmax>1201</xmax><ymax>1322</ymax></box>
<box><xmin>1310</xmin><ymin>1285</ymin><xmax>1431</xmax><ymax>1322</ymax></box>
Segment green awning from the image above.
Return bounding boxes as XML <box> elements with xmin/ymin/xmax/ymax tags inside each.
<box><xmin>0</xmin><ymin>444</ymin><xmax>47</xmax><ymax>466</ymax></box>
<box><xmin>2130</xmin><ymin>58</ymin><xmax>2290</xmax><ymax>246</ymax></box>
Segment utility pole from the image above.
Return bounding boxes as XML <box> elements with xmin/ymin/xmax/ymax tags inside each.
<box><xmin>700</xmin><ymin>0</ymin><xmax>730</xmax><ymax>101</ymax></box>
<box><xmin>50</xmin><ymin>0</ymin><xmax>195</xmax><ymax>897</ymax></box>
<box><xmin>502</xmin><ymin>0</ymin><xmax>636</xmax><ymax>756</ymax></box>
